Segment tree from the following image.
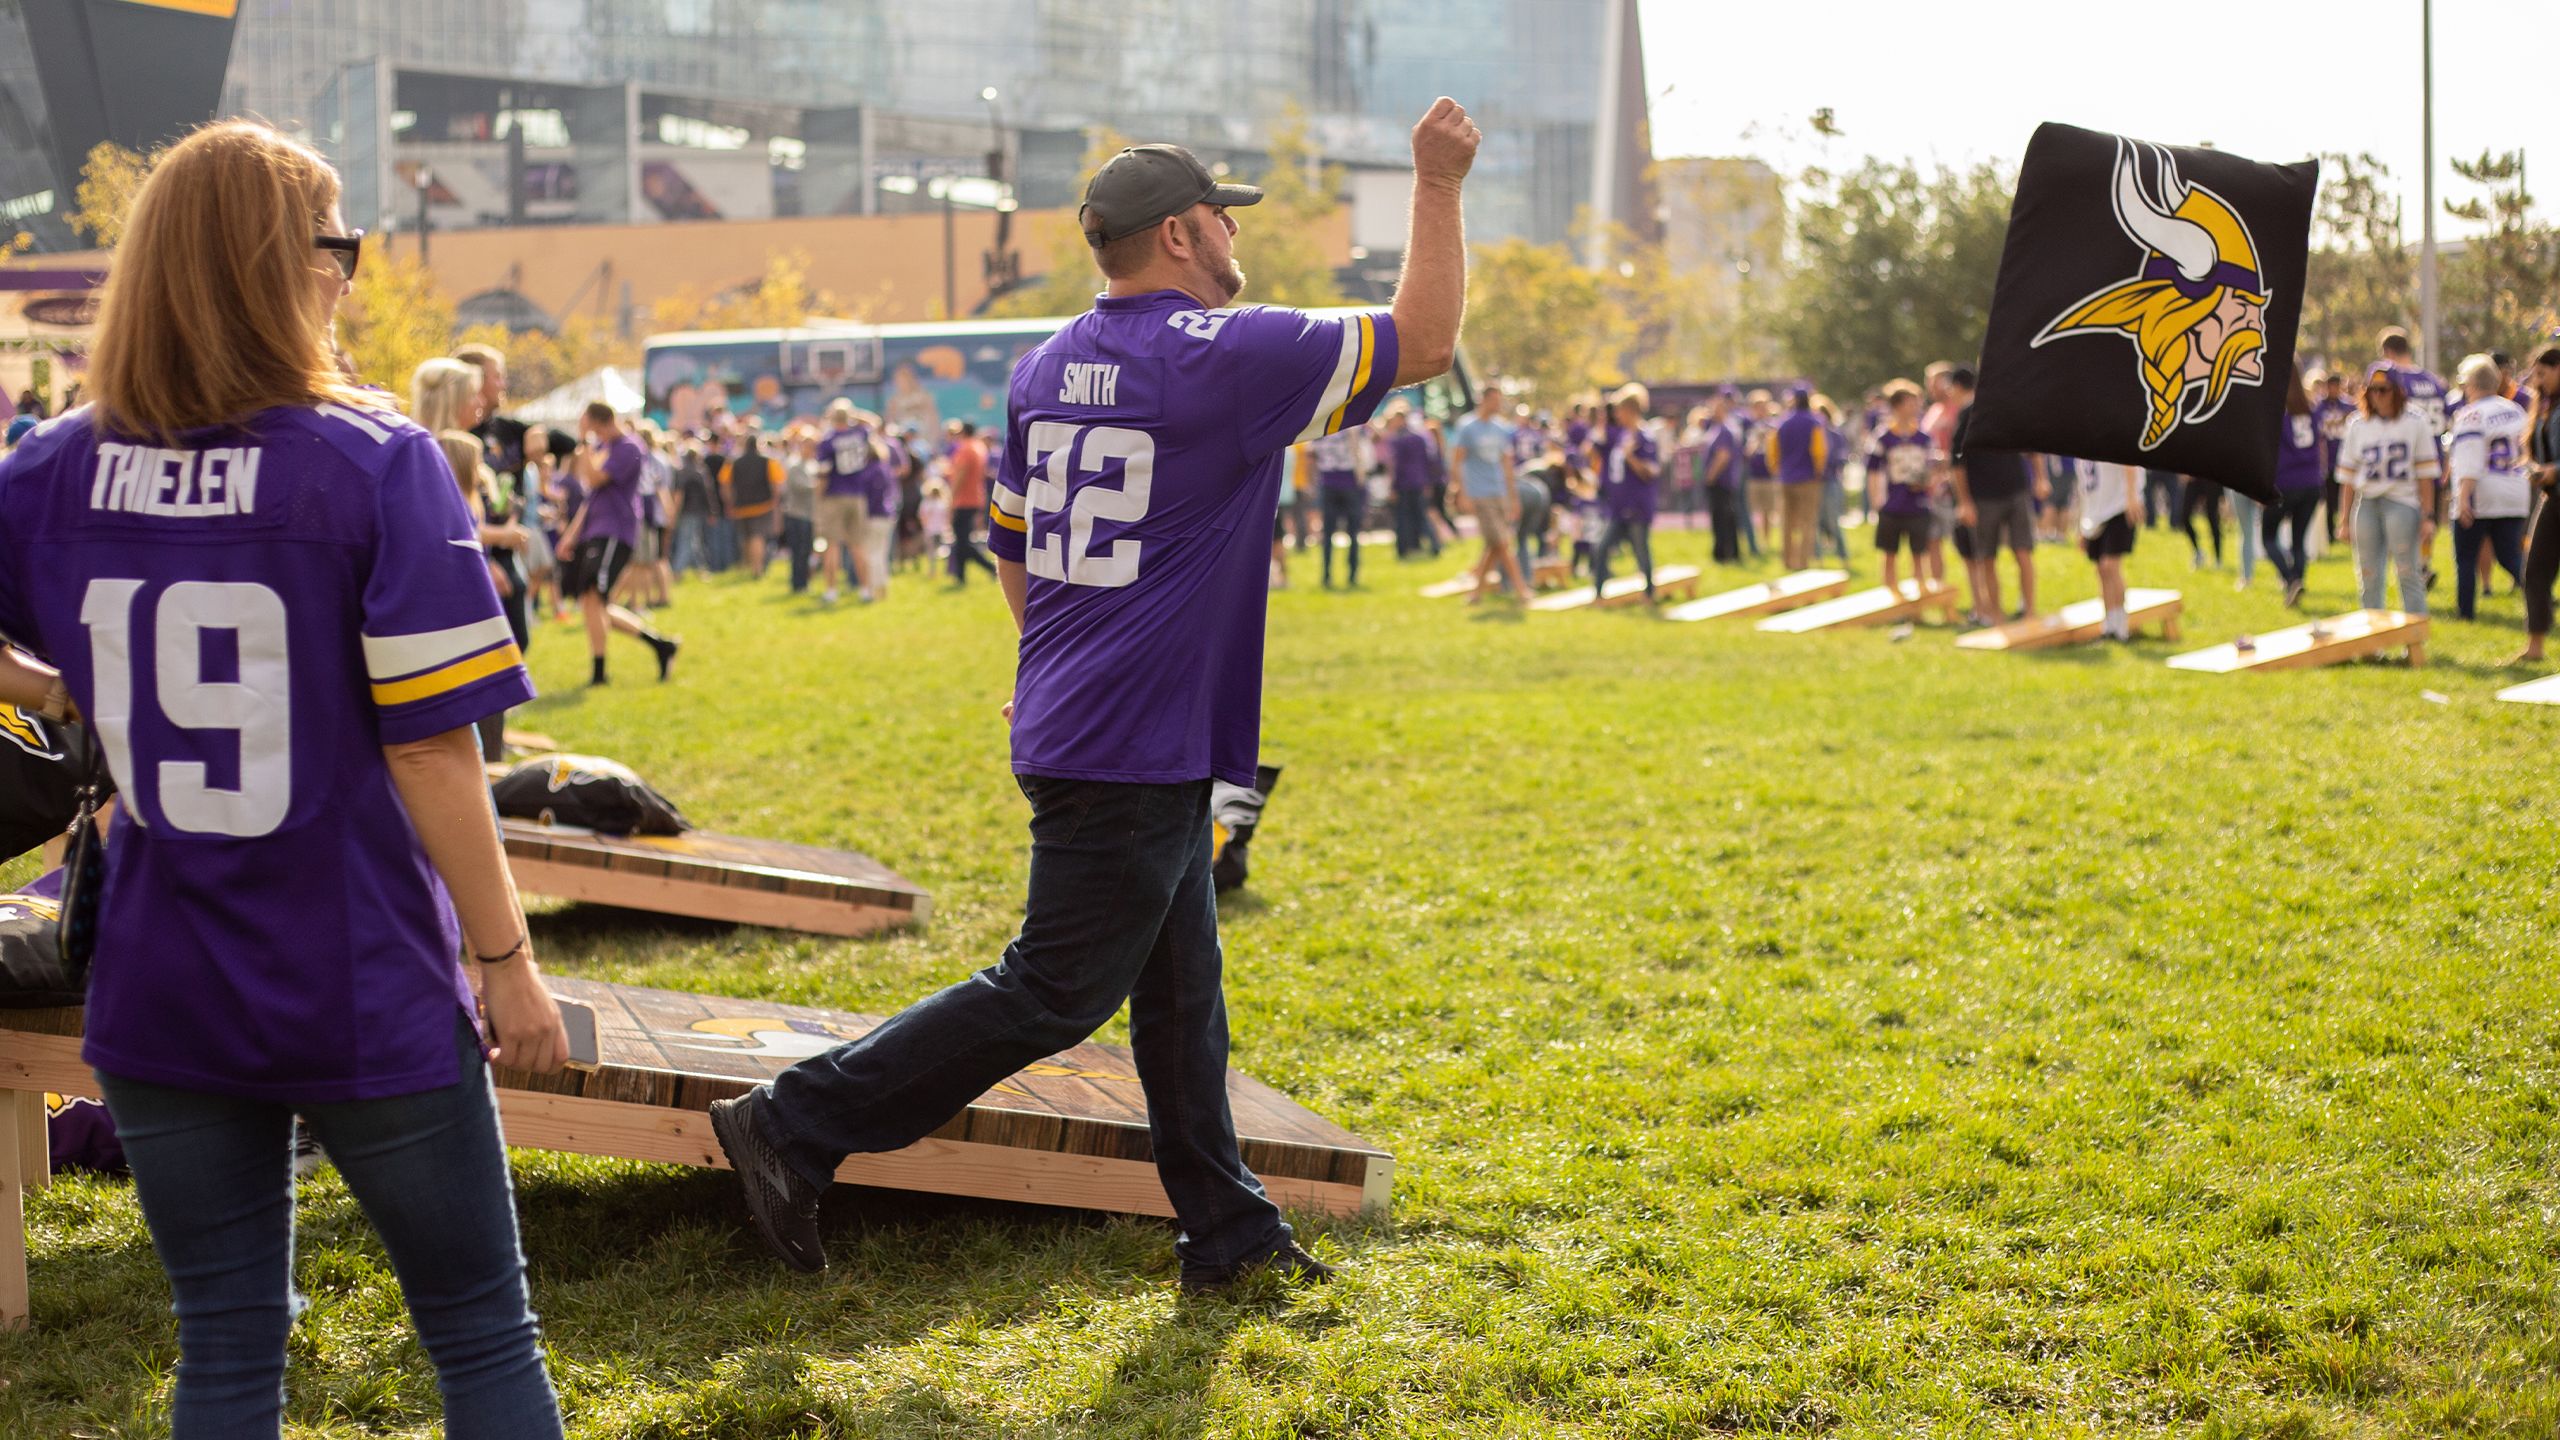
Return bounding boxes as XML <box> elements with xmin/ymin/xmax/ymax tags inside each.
<box><xmin>1772</xmin><ymin>158</ymin><xmax>2013</xmax><ymax>399</ymax></box>
<box><xmin>335</xmin><ymin>250</ymin><xmax>457</xmax><ymax>394</ymax></box>
<box><xmin>990</xmin><ymin>126</ymin><xmax>1132</xmax><ymax>320</ymax></box>
<box><xmin>1460</xmin><ymin>237</ymin><xmax>1627</xmax><ymax>405</ymax></box>
<box><xmin>1234</xmin><ymin>108</ymin><xmax>1348</xmax><ymax>310</ymax></box>
<box><xmin>453</xmin><ymin>316</ymin><xmax>638</xmax><ymax>405</ymax></box>
<box><xmin>69</xmin><ymin>142</ymin><xmax>154</xmax><ymax>249</ymax></box>
<box><xmin>2441</xmin><ymin>150</ymin><xmax>2560</xmax><ymax>366</ymax></box>
<box><xmin>2298</xmin><ymin>152</ymin><xmax>2410</xmax><ymax>371</ymax></box>
<box><xmin>649</xmin><ymin>249</ymin><xmax>851</xmax><ymax>334</ymax></box>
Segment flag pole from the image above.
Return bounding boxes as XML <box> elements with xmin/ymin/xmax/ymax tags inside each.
<box><xmin>2419</xmin><ymin>0</ymin><xmax>2437</xmax><ymax>371</ymax></box>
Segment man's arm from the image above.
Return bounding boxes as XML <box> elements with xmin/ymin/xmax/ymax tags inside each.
<box><xmin>998</xmin><ymin>556</ymin><xmax>1027</xmax><ymax>633</ymax></box>
<box><xmin>1388</xmin><ymin>99</ymin><xmax>1480</xmax><ymax>387</ymax></box>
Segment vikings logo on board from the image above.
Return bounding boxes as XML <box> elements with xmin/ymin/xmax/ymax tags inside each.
<box><xmin>674</xmin><ymin>1016</ymin><xmax>1139</xmax><ymax>1097</ymax></box>
<box><xmin>2034</xmin><ymin>140</ymin><xmax>2269</xmax><ymax>451</ymax></box>
<box><xmin>0</xmin><ymin>702</ymin><xmax>60</xmax><ymax>760</ymax></box>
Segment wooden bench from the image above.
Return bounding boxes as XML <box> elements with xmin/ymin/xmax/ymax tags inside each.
<box><xmin>1956</xmin><ymin>589</ymin><xmax>2184</xmax><ymax>651</ymax></box>
<box><xmin>0</xmin><ymin>977</ymin><xmax>1392</xmax><ymax>1329</ymax></box>
<box><xmin>1526</xmin><ymin>564</ymin><xmax>1704</xmax><ymax>613</ymax></box>
<box><xmin>2495</xmin><ymin>673</ymin><xmax>2560</xmax><ymax>705</ymax></box>
<box><xmin>1755</xmin><ymin>578</ymin><xmax>1957</xmax><ymax>634</ymax></box>
<box><xmin>2166</xmin><ymin>609</ymin><xmax>2428</xmax><ymax>673</ymax></box>
<box><xmin>499</xmin><ymin>822</ymin><xmax>929</xmax><ymax>939</ymax></box>
<box><xmin>1663</xmin><ymin>569</ymin><xmax>1851</xmax><ymax>624</ymax></box>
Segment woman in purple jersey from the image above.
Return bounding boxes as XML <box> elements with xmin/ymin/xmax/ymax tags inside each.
<box><xmin>0</xmin><ymin>123</ymin><xmax>567</xmax><ymax>1437</ymax></box>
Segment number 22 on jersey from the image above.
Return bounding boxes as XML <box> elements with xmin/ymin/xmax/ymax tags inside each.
<box><xmin>1022</xmin><ymin>421</ymin><xmax>1156</xmax><ymax>588</ymax></box>
<box><xmin>80</xmin><ymin>578</ymin><xmax>292</xmax><ymax>838</ymax></box>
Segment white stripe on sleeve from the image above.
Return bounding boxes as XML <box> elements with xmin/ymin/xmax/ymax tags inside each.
<box><xmin>1290</xmin><ymin>319</ymin><xmax>1363</xmax><ymax>446</ymax></box>
<box><xmin>362</xmin><ymin>614</ymin><xmax>518</xmax><ymax>680</ymax></box>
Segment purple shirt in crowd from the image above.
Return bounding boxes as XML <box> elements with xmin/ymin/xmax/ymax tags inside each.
<box><xmin>2275</xmin><ymin>410</ymin><xmax>2325</xmax><ymax>491</ymax></box>
<box><xmin>0</xmin><ymin>403</ymin><xmax>535</xmax><ymax>1101</ymax></box>
<box><xmin>1869</xmin><ymin>428</ymin><xmax>1936</xmax><ymax>515</ymax></box>
<box><xmin>1773</xmin><ymin>409</ymin><xmax>1827</xmax><ymax>484</ymax></box>
<box><xmin>1388</xmin><ymin>428</ymin><xmax>1436</xmax><ymax>493</ymax></box>
<box><xmin>822</xmin><ymin>423</ymin><xmax>884</xmax><ymax>499</ymax></box>
<box><xmin>1309</xmin><ymin>429</ymin><xmax>1362</xmax><ymax>494</ymax></box>
<box><xmin>581</xmin><ymin>433</ymin><xmax>645</xmax><ymax>547</ymax></box>
<box><xmin>1600</xmin><ymin>423</ymin><xmax>1659</xmax><ymax>522</ymax></box>
<box><xmin>988</xmin><ymin>291</ymin><xmax>1398</xmax><ymax>786</ymax></box>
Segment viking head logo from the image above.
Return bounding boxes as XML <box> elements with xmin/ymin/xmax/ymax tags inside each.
<box><xmin>0</xmin><ymin>703</ymin><xmax>57</xmax><ymax>760</ymax></box>
<box><xmin>2035</xmin><ymin>140</ymin><xmax>2268</xmax><ymax>450</ymax></box>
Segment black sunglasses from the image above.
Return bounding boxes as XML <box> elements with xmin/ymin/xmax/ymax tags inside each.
<box><xmin>315</xmin><ymin>229</ymin><xmax>364</xmax><ymax>281</ymax></box>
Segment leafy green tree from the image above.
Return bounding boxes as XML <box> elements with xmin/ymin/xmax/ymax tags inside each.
<box><xmin>1458</xmin><ymin>237</ymin><xmax>1626</xmax><ymax>407</ymax></box>
<box><xmin>335</xmin><ymin>250</ymin><xmax>458</xmax><ymax>393</ymax></box>
<box><xmin>1235</xmin><ymin>108</ymin><xmax>1348</xmax><ymax>310</ymax></box>
<box><xmin>2298</xmin><ymin>152</ymin><xmax>2410</xmax><ymax>371</ymax></box>
<box><xmin>2441</xmin><ymin>150</ymin><xmax>2560</xmax><ymax>366</ymax></box>
<box><xmin>1773</xmin><ymin>158</ymin><xmax>2013</xmax><ymax>398</ymax></box>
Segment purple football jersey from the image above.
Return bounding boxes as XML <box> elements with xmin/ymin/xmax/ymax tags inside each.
<box><xmin>0</xmin><ymin>403</ymin><xmax>535</xmax><ymax>1102</ymax></box>
<box><xmin>1599</xmin><ymin>424</ymin><xmax>1660</xmax><ymax>521</ymax></box>
<box><xmin>1388</xmin><ymin>428</ymin><xmax>1436</xmax><ymax>492</ymax></box>
<box><xmin>988</xmin><ymin>293</ymin><xmax>1398</xmax><ymax>785</ymax></box>
<box><xmin>580</xmin><ymin>433</ymin><xmax>645</xmax><ymax>547</ymax></box>
<box><xmin>823</xmin><ymin>423</ymin><xmax>885</xmax><ymax>500</ymax></box>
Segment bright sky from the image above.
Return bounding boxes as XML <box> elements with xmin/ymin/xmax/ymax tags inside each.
<box><xmin>1639</xmin><ymin>0</ymin><xmax>2544</xmax><ymax>240</ymax></box>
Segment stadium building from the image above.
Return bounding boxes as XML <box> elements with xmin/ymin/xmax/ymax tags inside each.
<box><xmin>2</xmin><ymin>0</ymin><xmax>1654</xmax><ymax>269</ymax></box>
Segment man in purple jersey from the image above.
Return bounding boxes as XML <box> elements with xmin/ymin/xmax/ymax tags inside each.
<box><xmin>1309</xmin><ymin>425</ymin><xmax>1366</xmax><ymax>587</ymax></box>
<box><xmin>1385</xmin><ymin>404</ymin><xmax>1440</xmax><ymax>558</ymax></box>
<box><xmin>562</xmin><ymin>401</ymin><xmax>678</xmax><ymax>684</ymax></box>
<box><xmin>711</xmin><ymin>100</ymin><xmax>1480</xmax><ymax>1293</ymax></box>
<box><xmin>817</xmin><ymin>399</ymin><xmax>889</xmax><ymax>603</ymax></box>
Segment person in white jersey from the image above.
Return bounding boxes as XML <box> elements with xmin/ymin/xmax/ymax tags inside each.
<box><xmin>2445</xmin><ymin>353</ymin><xmax>2531</xmax><ymax>621</ymax></box>
<box><xmin>2076</xmin><ymin>459</ymin><xmax>2144</xmax><ymax>640</ymax></box>
<box><xmin>2335</xmin><ymin>368</ymin><xmax>2442</xmax><ymax>617</ymax></box>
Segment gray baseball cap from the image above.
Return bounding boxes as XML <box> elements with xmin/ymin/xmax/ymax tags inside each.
<box><xmin>1079</xmin><ymin>144</ymin><xmax>1263</xmax><ymax>248</ymax></box>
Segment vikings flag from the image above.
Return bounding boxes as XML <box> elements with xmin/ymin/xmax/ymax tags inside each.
<box><xmin>1966</xmin><ymin>123</ymin><xmax>2318</xmax><ymax>503</ymax></box>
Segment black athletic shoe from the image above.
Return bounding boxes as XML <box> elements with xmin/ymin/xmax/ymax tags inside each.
<box><xmin>651</xmin><ymin>635</ymin><xmax>680</xmax><ymax>681</ymax></box>
<box><xmin>708</xmin><ymin>1093</ymin><xmax>826</xmax><ymax>1273</ymax></box>
<box><xmin>1180</xmin><ymin>1240</ymin><xmax>1336</xmax><ymax>1297</ymax></box>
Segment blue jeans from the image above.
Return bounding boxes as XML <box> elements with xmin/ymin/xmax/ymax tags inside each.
<box><xmin>2354</xmin><ymin>496</ymin><xmax>2427</xmax><ymax>615</ymax></box>
<box><xmin>672</xmin><ymin>513</ymin><xmax>710</xmax><ymax>574</ymax></box>
<box><xmin>2231</xmin><ymin>491</ymin><xmax>2262</xmax><ymax>586</ymax></box>
<box><xmin>96</xmin><ymin>1015</ymin><xmax>561</xmax><ymax>1439</ymax></box>
<box><xmin>1817</xmin><ymin>473</ymin><xmax>1849</xmax><ymax>562</ymax></box>
<box><xmin>1320</xmin><ymin>486</ymin><xmax>1363</xmax><ymax>586</ymax></box>
<box><xmin>2262</xmin><ymin>488</ymin><xmax>2322</xmax><ymax>585</ymax></box>
<box><xmin>2453</xmin><ymin>513</ymin><xmax>2527</xmax><ymax>619</ymax></box>
<box><xmin>1592</xmin><ymin>514</ymin><xmax>1654</xmax><ymax>597</ymax></box>
<box><xmin>759</xmin><ymin>776</ymin><xmax>1289</xmax><ymax>1275</ymax></box>
<box><xmin>780</xmin><ymin>514</ymin><xmax>816</xmax><ymax>593</ymax></box>
<box><xmin>1392</xmin><ymin>488</ymin><xmax>1437</xmax><ymax>558</ymax></box>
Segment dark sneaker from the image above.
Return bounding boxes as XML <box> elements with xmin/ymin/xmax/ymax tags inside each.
<box><xmin>1180</xmin><ymin>1240</ymin><xmax>1336</xmax><ymax>1298</ymax></box>
<box><xmin>290</xmin><ymin>1117</ymin><xmax>328</xmax><ymax>1179</ymax></box>
<box><xmin>708</xmin><ymin>1093</ymin><xmax>826</xmax><ymax>1273</ymax></box>
<box><xmin>651</xmin><ymin>635</ymin><xmax>681</xmax><ymax>681</ymax></box>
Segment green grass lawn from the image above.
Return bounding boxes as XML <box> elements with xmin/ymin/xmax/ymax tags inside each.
<box><xmin>7</xmin><ymin>517</ymin><xmax>2560</xmax><ymax>1437</ymax></box>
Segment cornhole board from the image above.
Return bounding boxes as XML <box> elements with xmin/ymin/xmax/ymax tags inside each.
<box><xmin>1419</xmin><ymin>572</ymin><xmax>1486</xmax><ymax>599</ymax></box>
<box><xmin>2166</xmin><ymin>610</ymin><xmax>2428</xmax><ymax>673</ymax></box>
<box><xmin>2495</xmin><ymin>674</ymin><xmax>2560</xmax><ymax>705</ymax></box>
<box><xmin>1956</xmin><ymin>588</ymin><xmax>2184</xmax><ymax>651</ymax></box>
<box><xmin>1527</xmin><ymin>564</ymin><xmax>1704</xmax><ymax>613</ymax></box>
<box><xmin>1532</xmin><ymin>557</ymin><xmax>1570</xmax><ymax>589</ymax></box>
<box><xmin>1756</xmin><ymin>579</ymin><xmax>1956</xmax><ymax>633</ymax></box>
<box><xmin>0</xmin><ymin>976</ymin><xmax>1391</xmax><ymax>1328</ymax></box>
<box><xmin>2165</xmin><ymin>609</ymin><xmax>2429</xmax><ymax>673</ymax></box>
<box><xmin>1664</xmin><ymin>569</ymin><xmax>1851</xmax><ymax>623</ymax></box>
<box><xmin>500</xmin><ymin>821</ymin><xmax>929</xmax><ymax>938</ymax></box>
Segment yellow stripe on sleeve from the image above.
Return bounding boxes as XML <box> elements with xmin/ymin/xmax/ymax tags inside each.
<box><xmin>1324</xmin><ymin>314</ymin><xmax>1377</xmax><ymax>436</ymax></box>
<box><xmin>987</xmin><ymin>503</ymin><xmax>1028</xmax><ymax>532</ymax></box>
<box><xmin>369</xmin><ymin>642</ymin><xmax>523</xmax><ymax>707</ymax></box>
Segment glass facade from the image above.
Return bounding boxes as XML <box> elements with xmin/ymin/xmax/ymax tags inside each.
<box><xmin>212</xmin><ymin>0</ymin><xmax>1626</xmax><ymax>247</ymax></box>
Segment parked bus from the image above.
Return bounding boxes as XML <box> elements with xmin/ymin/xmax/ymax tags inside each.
<box><xmin>642</xmin><ymin>310</ymin><xmax>1475</xmax><ymax>441</ymax></box>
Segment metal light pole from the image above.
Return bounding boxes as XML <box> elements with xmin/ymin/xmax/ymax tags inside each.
<box><xmin>981</xmin><ymin>86</ymin><xmax>1019</xmax><ymax>306</ymax></box>
<box><xmin>940</xmin><ymin>174</ymin><xmax>956</xmax><ymax>319</ymax></box>
<box><xmin>2419</xmin><ymin>0</ymin><xmax>2437</xmax><ymax>371</ymax></box>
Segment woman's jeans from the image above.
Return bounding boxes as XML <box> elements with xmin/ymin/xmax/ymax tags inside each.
<box><xmin>2230</xmin><ymin>491</ymin><xmax>2262</xmax><ymax>586</ymax></box>
<box><xmin>96</xmin><ymin>1016</ymin><xmax>562</xmax><ymax>1440</ymax></box>
<box><xmin>672</xmin><ymin>513</ymin><xmax>710</xmax><ymax>574</ymax></box>
<box><xmin>2453</xmin><ymin>514</ymin><xmax>2527</xmax><ymax>619</ymax></box>
<box><xmin>2354</xmin><ymin>496</ymin><xmax>2427</xmax><ymax>615</ymax></box>
<box><xmin>2262</xmin><ymin>488</ymin><xmax>2323</xmax><ymax>586</ymax></box>
<box><xmin>1592</xmin><ymin>514</ymin><xmax>1655</xmax><ymax>597</ymax></box>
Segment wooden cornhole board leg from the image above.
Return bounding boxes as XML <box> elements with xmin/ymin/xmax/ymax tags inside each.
<box><xmin>0</xmin><ymin>1089</ymin><xmax>33</xmax><ymax>1330</ymax></box>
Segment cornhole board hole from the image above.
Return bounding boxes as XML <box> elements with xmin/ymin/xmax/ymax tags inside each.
<box><xmin>2495</xmin><ymin>674</ymin><xmax>2560</xmax><ymax>705</ymax></box>
<box><xmin>1756</xmin><ymin>579</ymin><xmax>1956</xmax><ymax>633</ymax></box>
<box><xmin>1956</xmin><ymin>588</ymin><xmax>2184</xmax><ymax>651</ymax></box>
<box><xmin>1527</xmin><ymin>564</ymin><xmax>1704</xmax><ymax>613</ymax></box>
<box><xmin>1664</xmin><ymin>569</ymin><xmax>1851</xmax><ymax>623</ymax></box>
<box><xmin>1419</xmin><ymin>572</ymin><xmax>1485</xmax><ymax>599</ymax></box>
<box><xmin>0</xmin><ymin>977</ymin><xmax>1391</xmax><ymax>1328</ymax></box>
<box><xmin>501</xmin><ymin>821</ymin><xmax>929</xmax><ymax>938</ymax></box>
<box><xmin>2166</xmin><ymin>610</ymin><xmax>2428</xmax><ymax>673</ymax></box>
